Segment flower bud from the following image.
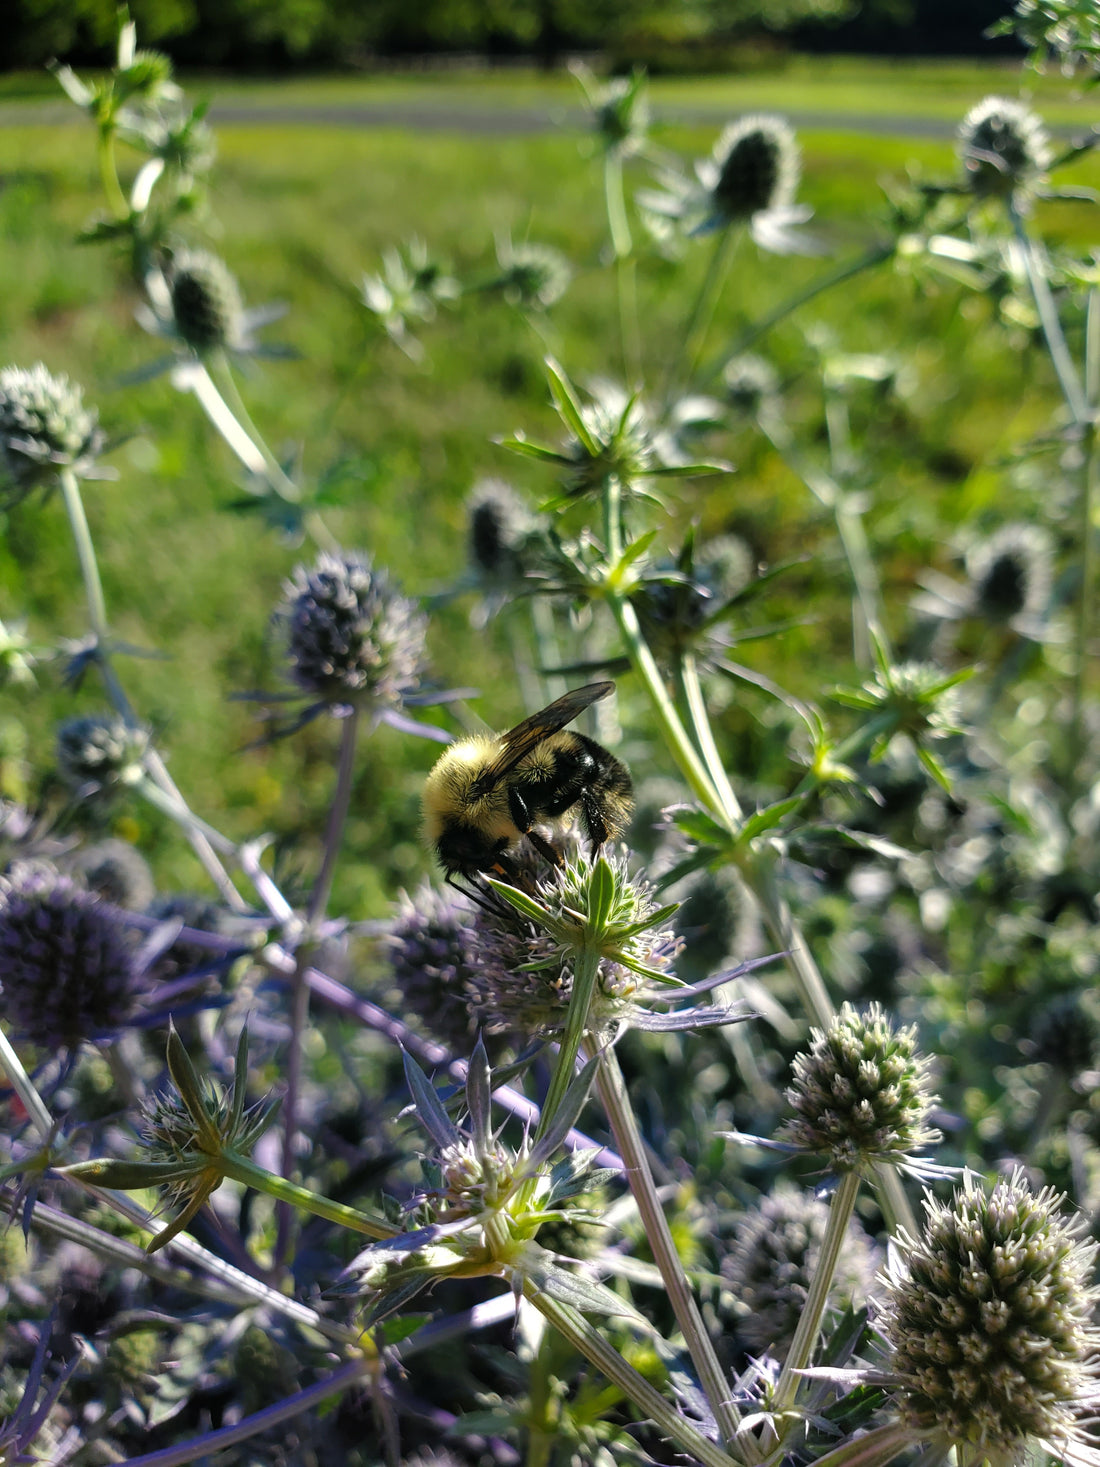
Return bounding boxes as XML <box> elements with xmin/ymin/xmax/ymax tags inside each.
<box><xmin>708</xmin><ymin>116</ymin><xmax>799</xmax><ymax>224</ymax></box>
<box><xmin>0</xmin><ymin>363</ymin><xmax>105</xmax><ymax>504</ymax></box>
<box><xmin>168</xmin><ymin>249</ymin><xmax>244</xmax><ymax>354</ymax></box>
<box><xmin>958</xmin><ymin>96</ymin><xmax>1051</xmax><ymax>201</ymax></box>
<box><xmin>56</xmin><ymin>714</ymin><xmax>149</xmax><ymax>799</ymax></box>
<box><xmin>781</xmin><ymin>1001</ymin><xmax>940</xmax><ymax>1173</ymax></box>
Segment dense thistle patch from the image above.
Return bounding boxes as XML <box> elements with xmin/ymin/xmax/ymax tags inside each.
<box><xmin>705</xmin><ymin>116</ymin><xmax>800</xmax><ymax>223</ymax></box>
<box><xmin>719</xmin><ymin>1184</ymin><xmax>877</xmax><ymax>1353</ymax></box>
<box><xmin>958</xmin><ymin>96</ymin><xmax>1052</xmax><ymax>202</ymax></box>
<box><xmin>780</xmin><ymin>1002</ymin><xmax>940</xmax><ymax>1172</ymax></box>
<box><xmin>56</xmin><ymin>714</ymin><xmax>149</xmax><ymax>798</ymax></box>
<box><xmin>0</xmin><ymin>363</ymin><xmax>106</xmax><ymax>504</ymax></box>
<box><xmin>168</xmin><ymin>249</ymin><xmax>244</xmax><ymax>354</ymax></box>
<box><xmin>966</xmin><ymin>522</ymin><xmax>1053</xmax><ymax>624</ymax></box>
<box><xmin>279</xmin><ymin>550</ymin><xmax>426</xmax><ymax>712</ymax></box>
<box><xmin>0</xmin><ymin>869</ymin><xmax>140</xmax><ymax>1048</ymax></box>
<box><xmin>882</xmin><ymin>1172</ymin><xmax>1100</xmax><ymax>1466</ymax></box>
<box><xmin>385</xmin><ymin>882</ymin><xmax>480</xmax><ymax>1051</ymax></box>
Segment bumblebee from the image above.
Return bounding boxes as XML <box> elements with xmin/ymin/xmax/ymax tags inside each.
<box><xmin>422</xmin><ymin>681</ymin><xmax>633</xmax><ymax>881</ymax></box>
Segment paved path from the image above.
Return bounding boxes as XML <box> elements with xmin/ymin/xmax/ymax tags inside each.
<box><xmin>0</xmin><ymin>97</ymin><xmax>981</xmax><ymax>138</ymax></box>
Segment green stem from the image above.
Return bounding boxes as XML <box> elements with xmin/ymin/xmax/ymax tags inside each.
<box><xmin>1070</xmin><ymin>420</ymin><xmax>1097</xmax><ymax>792</ymax></box>
<box><xmin>212</xmin><ymin>352</ymin><xmax>303</xmax><ymax>503</ymax></box>
<box><xmin>218</xmin><ymin>1152</ymin><xmax>396</xmax><ymax>1239</ymax></box>
<box><xmin>678</xmin><ymin>651</ymin><xmax>743</xmax><ymax>820</ymax></box>
<box><xmin>708</xmin><ymin>242</ymin><xmax>895</xmax><ymax>375</ymax></box>
<box><xmin>604</xmin><ymin>151</ymin><xmax>641</xmax><ymax>383</ymax></box>
<box><xmin>58</xmin><ymin>466</ymin><xmax>109</xmax><ymax>642</ymax></box>
<box><xmin>1009</xmin><ymin>202</ymin><xmax>1088</xmax><ymax>424</ymax></box>
<box><xmin>525</xmin><ymin>1332</ymin><xmax>556</xmax><ymax>1467</ymax></box>
<box><xmin>591</xmin><ymin>1043</ymin><xmax>742</xmax><ymax>1448</ymax></box>
<box><xmin>97</xmin><ymin>125</ymin><xmax>128</xmax><ymax>218</ymax></box>
<box><xmin>835</xmin><ymin>499</ymin><xmax>889</xmax><ymax>666</ymax></box>
<box><xmin>534</xmin><ymin>947</ymin><xmax>600</xmax><ymax>1145</ymax></box>
<box><xmin>137</xmin><ymin>776</ymin><xmax>238</xmax><ymax>857</ymax></box>
<box><xmin>771</xmin><ymin>1169</ymin><xmax>861</xmax><ymax>1416</ymax></box>
<box><xmin>669</xmin><ymin>225</ymin><xmax>738</xmax><ymax>405</ymax></box>
<box><xmin>524</xmin><ymin>1283</ymin><xmax>740</xmax><ymax>1467</ymax></box>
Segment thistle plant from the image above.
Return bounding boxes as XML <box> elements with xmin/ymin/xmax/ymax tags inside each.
<box><xmin>5</xmin><ymin>10</ymin><xmax>1100</xmax><ymax>1466</ymax></box>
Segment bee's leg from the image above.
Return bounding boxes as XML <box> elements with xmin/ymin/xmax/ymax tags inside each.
<box><xmin>579</xmin><ymin>791</ymin><xmax>611</xmax><ymax>851</ymax></box>
<box><xmin>527</xmin><ymin>829</ymin><xmax>564</xmax><ymax>867</ymax></box>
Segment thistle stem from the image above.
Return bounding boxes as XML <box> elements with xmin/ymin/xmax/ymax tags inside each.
<box><xmin>590</xmin><ymin>1042</ymin><xmax>742</xmax><ymax>1448</ymax></box>
<box><xmin>678</xmin><ymin>650</ymin><xmax>743</xmax><ymax>820</ymax></box>
<box><xmin>218</xmin><ymin>1152</ymin><xmax>396</xmax><ymax>1239</ymax></box>
<box><xmin>771</xmin><ymin>1169</ymin><xmax>861</xmax><ymax>1416</ymax></box>
<box><xmin>671</xmin><ymin>225</ymin><xmax>738</xmax><ymax>405</ymax></box>
<box><xmin>1010</xmin><ymin>203</ymin><xmax>1088</xmax><ymax>425</ymax></box>
<box><xmin>97</xmin><ymin>125</ymin><xmax>128</xmax><ymax>219</ymax></box>
<box><xmin>534</xmin><ymin>947</ymin><xmax>600</xmax><ymax>1145</ymax></box>
<box><xmin>1070</xmin><ymin>419</ymin><xmax>1097</xmax><ymax>793</ymax></box>
<box><xmin>524</xmin><ymin>1283</ymin><xmax>740</xmax><ymax>1467</ymax></box>
<box><xmin>604</xmin><ymin>151</ymin><xmax>641</xmax><ymax>384</ymax></box>
<box><xmin>58</xmin><ymin>466</ymin><xmax>109</xmax><ymax>643</ymax></box>
<box><xmin>0</xmin><ymin>1024</ymin><xmax>54</xmax><ymax>1137</ymax></box>
<box><xmin>308</xmin><ymin>709</ymin><xmax>360</xmax><ymax>927</ymax></box>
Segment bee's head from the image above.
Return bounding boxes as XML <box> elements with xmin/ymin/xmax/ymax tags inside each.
<box><xmin>435</xmin><ymin>823</ymin><xmax>511</xmax><ymax>878</ymax></box>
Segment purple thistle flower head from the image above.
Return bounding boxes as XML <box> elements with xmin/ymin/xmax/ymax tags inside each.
<box><xmin>0</xmin><ymin>868</ymin><xmax>141</xmax><ymax>1049</ymax></box>
<box><xmin>278</xmin><ymin>550</ymin><xmax>427</xmax><ymax>716</ymax></box>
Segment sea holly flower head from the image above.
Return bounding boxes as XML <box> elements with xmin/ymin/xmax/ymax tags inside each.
<box><xmin>958</xmin><ymin>96</ymin><xmax>1052</xmax><ymax>204</ymax></box>
<box><xmin>166</xmin><ymin>248</ymin><xmax>245</xmax><ymax>355</ymax></box>
<box><xmin>881</xmin><ymin>1170</ymin><xmax>1100</xmax><ymax>1467</ymax></box>
<box><xmin>385</xmin><ymin>881</ymin><xmax>480</xmax><ymax>1052</ymax></box>
<box><xmin>0</xmin><ymin>363</ymin><xmax>107</xmax><ymax>506</ymax></box>
<box><xmin>278</xmin><ymin>549</ymin><xmax>428</xmax><ymax>720</ymax></box>
<box><xmin>779</xmin><ymin>1001</ymin><xmax>941</xmax><ymax>1176</ymax></box>
<box><xmin>0</xmin><ymin>868</ymin><xmax>143</xmax><ymax>1050</ymax></box>
<box><xmin>482</xmin><ymin>849</ymin><xmax>760</xmax><ymax>1041</ymax></box>
<box><xmin>361</xmin><ymin>237</ymin><xmax>459</xmax><ymax>358</ymax></box>
<box><xmin>722</xmin><ymin>352</ymin><xmax>781</xmax><ymax>417</ymax></box>
<box><xmin>492</xmin><ymin>235</ymin><xmax>572</xmax><ymax>310</ymax></box>
<box><xmin>966</xmin><ymin>522</ymin><xmax>1054</xmax><ymax>626</ymax></box>
<box><xmin>718</xmin><ymin>1183</ymin><xmax>878</xmax><ymax>1353</ymax></box>
<box><xmin>571</xmin><ymin>62</ymin><xmax>650</xmax><ymax>157</ymax></box>
<box><xmin>56</xmin><ymin>713</ymin><xmax>149</xmax><ymax>801</ymax></box>
<box><xmin>639</xmin><ymin>114</ymin><xmax>817</xmax><ymax>254</ymax></box>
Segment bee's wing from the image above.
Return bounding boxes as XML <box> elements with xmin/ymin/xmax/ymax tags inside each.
<box><xmin>471</xmin><ymin>682</ymin><xmax>615</xmax><ymax>794</ymax></box>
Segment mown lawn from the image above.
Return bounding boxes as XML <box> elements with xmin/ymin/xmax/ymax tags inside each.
<box><xmin>1</xmin><ymin>61</ymin><xmax>1096</xmax><ymax>909</ymax></box>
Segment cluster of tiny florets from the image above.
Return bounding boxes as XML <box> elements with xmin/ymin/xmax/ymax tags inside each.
<box><xmin>385</xmin><ymin>882</ymin><xmax>480</xmax><ymax>1051</ymax></box>
<box><xmin>966</xmin><ymin>523</ymin><xmax>1053</xmax><ymax>624</ymax></box>
<box><xmin>781</xmin><ymin>1002</ymin><xmax>940</xmax><ymax>1172</ymax></box>
<box><xmin>462</xmin><ymin>849</ymin><xmax>677</xmax><ymax>1038</ymax></box>
<box><xmin>0</xmin><ymin>868</ymin><xmax>140</xmax><ymax>1049</ymax></box>
<box><xmin>882</xmin><ymin>1171</ymin><xmax>1100</xmax><ymax>1463</ymax></box>
<box><xmin>719</xmin><ymin>1184</ymin><xmax>878</xmax><ymax>1353</ymax></box>
<box><xmin>279</xmin><ymin>550</ymin><xmax>427</xmax><ymax>711</ymax></box>
<box><xmin>56</xmin><ymin>714</ymin><xmax>149</xmax><ymax>797</ymax></box>
<box><xmin>437</xmin><ymin>1137</ymin><xmax>517</xmax><ymax>1211</ymax></box>
<box><xmin>722</xmin><ymin>352</ymin><xmax>780</xmax><ymax>415</ymax></box>
<box><xmin>496</xmin><ymin>240</ymin><xmax>572</xmax><ymax>310</ymax></box>
<box><xmin>168</xmin><ymin>249</ymin><xmax>244</xmax><ymax>354</ymax></box>
<box><xmin>958</xmin><ymin>96</ymin><xmax>1052</xmax><ymax>201</ymax></box>
<box><xmin>0</xmin><ymin>363</ymin><xmax>105</xmax><ymax>503</ymax></box>
<box><xmin>566</xmin><ymin>384</ymin><xmax>659</xmax><ymax>497</ymax></box>
<box><xmin>705</xmin><ymin>116</ymin><xmax>799</xmax><ymax>223</ymax></box>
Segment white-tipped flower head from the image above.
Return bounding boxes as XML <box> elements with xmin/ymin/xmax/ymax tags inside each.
<box><xmin>702</xmin><ymin>115</ymin><xmax>800</xmax><ymax>225</ymax></box>
<box><xmin>56</xmin><ymin>714</ymin><xmax>149</xmax><ymax>799</ymax></box>
<box><xmin>722</xmin><ymin>352</ymin><xmax>781</xmax><ymax>416</ymax></box>
<box><xmin>719</xmin><ymin>1183</ymin><xmax>878</xmax><ymax>1353</ymax></box>
<box><xmin>882</xmin><ymin>1171</ymin><xmax>1100</xmax><ymax>1467</ymax></box>
<box><xmin>495</xmin><ymin>237</ymin><xmax>572</xmax><ymax>310</ymax></box>
<box><xmin>70</xmin><ymin>839</ymin><xmax>155</xmax><ymax>910</ymax></box>
<box><xmin>958</xmin><ymin>96</ymin><xmax>1052</xmax><ymax>202</ymax></box>
<box><xmin>781</xmin><ymin>1001</ymin><xmax>940</xmax><ymax>1173</ymax></box>
<box><xmin>279</xmin><ymin>550</ymin><xmax>427</xmax><ymax>714</ymax></box>
<box><xmin>0</xmin><ymin>363</ymin><xmax>105</xmax><ymax>505</ymax></box>
<box><xmin>466</xmin><ymin>479</ymin><xmax>540</xmax><ymax>586</ymax></box>
<box><xmin>168</xmin><ymin>249</ymin><xmax>244</xmax><ymax>354</ymax></box>
<box><xmin>966</xmin><ymin>522</ymin><xmax>1054</xmax><ymax>624</ymax></box>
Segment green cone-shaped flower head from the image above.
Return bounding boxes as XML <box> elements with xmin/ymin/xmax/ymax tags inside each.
<box><xmin>168</xmin><ymin>249</ymin><xmax>244</xmax><ymax>354</ymax></box>
<box><xmin>0</xmin><ymin>363</ymin><xmax>105</xmax><ymax>504</ymax></box>
<box><xmin>781</xmin><ymin>1001</ymin><xmax>940</xmax><ymax>1173</ymax></box>
<box><xmin>882</xmin><ymin>1171</ymin><xmax>1100</xmax><ymax>1467</ymax></box>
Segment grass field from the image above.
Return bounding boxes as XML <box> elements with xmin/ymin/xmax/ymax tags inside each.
<box><xmin>1</xmin><ymin>60</ymin><xmax>1097</xmax><ymax>910</ymax></box>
